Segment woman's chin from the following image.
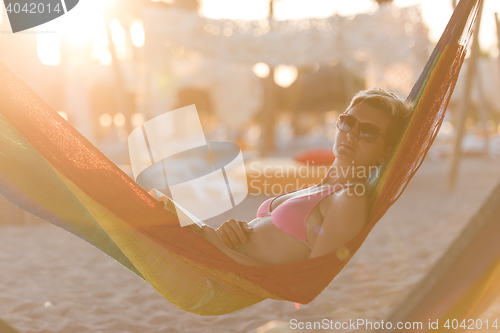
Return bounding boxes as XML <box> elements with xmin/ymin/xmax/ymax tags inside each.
<box><xmin>333</xmin><ymin>148</ymin><xmax>356</xmax><ymax>161</ymax></box>
<box><xmin>333</xmin><ymin>155</ymin><xmax>358</xmax><ymax>167</ymax></box>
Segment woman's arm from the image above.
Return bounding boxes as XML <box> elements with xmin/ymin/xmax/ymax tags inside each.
<box><xmin>199</xmin><ymin>225</ymin><xmax>272</xmax><ymax>266</ymax></box>
<box><xmin>148</xmin><ymin>189</ymin><xmax>270</xmax><ymax>265</ymax></box>
<box><xmin>216</xmin><ymin>219</ymin><xmax>253</xmax><ymax>249</ymax></box>
<box><xmin>309</xmin><ymin>191</ymin><xmax>368</xmax><ymax>259</ymax></box>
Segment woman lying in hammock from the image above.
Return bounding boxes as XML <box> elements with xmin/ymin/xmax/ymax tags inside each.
<box><xmin>153</xmin><ymin>87</ymin><xmax>413</xmax><ymax>266</ymax></box>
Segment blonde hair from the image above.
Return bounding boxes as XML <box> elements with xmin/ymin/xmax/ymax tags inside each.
<box><xmin>344</xmin><ymin>87</ymin><xmax>414</xmax><ymax>146</ymax></box>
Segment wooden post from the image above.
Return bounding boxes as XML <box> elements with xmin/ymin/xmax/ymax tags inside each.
<box><xmin>260</xmin><ymin>0</ymin><xmax>276</xmax><ymax>156</ymax></box>
<box><xmin>261</xmin><ymin>68</ymin><xmax>276</xmax><ymax>156</ymax></box>
<box><xmin>337</xmin><ymin>18</ymin><xmax>355</xmax><ymax>101</ymax></box>
<box><xmin>448</xmin><ymin>1</ymin><xmax>484</xmax><ymax>190</ymax></box>
<box><xmin>474</xmin><ymin>70</ymin><xmax>491</xmax><ymax>156</ymax></box>
<box><xmin>496</xmin><ymin>13</ymin><xmax>500</xmax><ymax>66</ymax></box>
<box><xmin>495</xmin><ymin>13</ymin><xmax>500</xmax><ymax>133</ymax></box>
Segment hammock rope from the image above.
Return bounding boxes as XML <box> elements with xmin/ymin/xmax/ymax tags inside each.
<box><xmin>0</xmin><ymin>0</ymin><xmax>482</xmax><ymax>316</ymax></box>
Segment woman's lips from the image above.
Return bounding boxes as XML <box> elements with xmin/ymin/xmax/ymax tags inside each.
<box><xmin>340</xmin><ymin>143</ymin><xmax>356</xmax><ymax>152</ymax></box>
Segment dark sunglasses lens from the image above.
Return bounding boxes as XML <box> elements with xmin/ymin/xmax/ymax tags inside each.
<box><xmin>359</xmin><ymin>124</ymin><xmax>381</xmax><ymax>142</ymax></box>
<box><xmin>337</xmin><ymin>115</ymin><xmax>356</xmax><ymax>132</ymax></box>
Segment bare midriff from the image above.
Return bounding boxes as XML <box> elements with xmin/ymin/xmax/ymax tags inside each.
<box><xmin>232</xmin><ymin>185</ymin><xmax>341</xmax><ymax>264</ymax></box>
<box><xmin>234</xmin><ymin>191</ymin><xmax>328</xmax><ymax>264</ymax></box>
<box><xmin>233</xmin><ymin>215</ymin><xmax>312</xmax><ymax>264</ymax></box>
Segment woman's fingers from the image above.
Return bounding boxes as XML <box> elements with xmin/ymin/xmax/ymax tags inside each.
<box><xmin>190</xmin><ymin>224</ymin><xmax>205</xmax><ymax>235</ymax></box>
<box><xmin>217</xmin><ymin>229</ymin><xmax>231</xmax><ymax>248</ymax></box>
<box><xmin>200</xmin><ymin>225</ymin><xmax>225</xmax><ymax>248</ymax></box>
<box><xmin>219</xmin><ymin>228</ymin><xmax>240</xmax><ymax>249</ymax></box>
<box><xmin>240</xmin><ymin>221</ymin><xmax>253</xmax><ymax>233</ymax></box>
<box><xmin>227</xmin><ymin>219</ymin><xmax>248</xmax><ymax>245</ymax></box>
<box><xmin>216</xmin><ymin>219</ymin><xmax>253</xmax><ymax>249</ymax></box>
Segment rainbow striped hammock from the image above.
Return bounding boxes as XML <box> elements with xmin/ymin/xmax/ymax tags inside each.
<box><xmin>0</xmin><ymin>0</ymin><xmax>482</xmax><ymax>316</ymax></box>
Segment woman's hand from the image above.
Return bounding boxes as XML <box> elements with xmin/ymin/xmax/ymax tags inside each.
<box><xmin>216</xmin><ymin>219</ymin><xmax>253</xmax><ymax>249</ymax></box>
<box><xmin>199</xmin><ymin>225</ymin><xmax>225</xmax><ymax>249</ymax></box>
<box><xmin>198</xmin><ymin>224</ymin><xmax>270</xmax><ymax>266</ymax></box>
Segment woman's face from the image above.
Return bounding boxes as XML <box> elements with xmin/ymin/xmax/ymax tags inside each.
<box><xmin>333</xmin><ymin>102</ymin><xmax>393</xmax><ymax>168</ymax></box>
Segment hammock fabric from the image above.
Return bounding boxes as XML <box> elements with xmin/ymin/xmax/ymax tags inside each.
<box><xmin>0</xmin><ymin>0</ymin><xmax>482</xmax><ymax>316</ymax></box>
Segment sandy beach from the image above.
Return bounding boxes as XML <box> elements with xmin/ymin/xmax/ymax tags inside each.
<box><xmin>1</xmin><ymin>156</ymin><xmax>500</xmax><ymax>333</ymax></box>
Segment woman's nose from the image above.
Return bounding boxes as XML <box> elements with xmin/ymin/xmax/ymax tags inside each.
<box><xmin>346</xmin><ymin>124</ymin><xmax>359</xmax><ymax>141</ymax></box>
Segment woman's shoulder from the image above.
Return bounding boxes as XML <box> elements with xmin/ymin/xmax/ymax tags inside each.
<box><xmin>319</xmin><ymin>183</ymin><xmax>370</xmax><ymax>231</ymax></box>
<box><xmin>348</xmin><ymin>181</ymin><xmax>372</xmax><ymax>193</ymax></box>
<box><xmin>321</xmin><ymin>182</ymin><xmax>370</xmax><ymax>209</ymax></box>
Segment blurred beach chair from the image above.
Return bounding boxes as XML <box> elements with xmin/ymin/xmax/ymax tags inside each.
<box><xmin>428</xmin><ymin>133</ymin><xmax>500</xmax><ymax>160</ymax></box>
<box><xmin>489</xmin><ymin>135</ymin><xmax>500</xmax><ymax>158</ymax></box>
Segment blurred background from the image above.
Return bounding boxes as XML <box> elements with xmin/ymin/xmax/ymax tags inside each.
<box><xmin>1</xmin><ymin>0</ymin><xmax>500</xmax><ymax>178</ymax></box>
<box><xmin>4</xmin><ymin>2</ymin><xmax>500</xmax><ymax>332</ymax></box>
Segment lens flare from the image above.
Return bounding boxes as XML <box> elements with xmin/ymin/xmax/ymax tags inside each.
<box><xmin>274</xmin><ymin>64</ymin><xmax>298</xmax><ymax>88</ymax></box>
<box><xmin>130</xmin><ymin>20</ymin><xmax>145</xmax><ymax>48</ymax></box>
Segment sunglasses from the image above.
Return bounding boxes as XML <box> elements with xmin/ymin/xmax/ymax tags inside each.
<box><xmin>336</xmin><ymin>113</ymin><xmax>385</xmax><ymax>143</ymax></box>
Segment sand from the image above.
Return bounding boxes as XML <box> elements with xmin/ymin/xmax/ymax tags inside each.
<box><xmin>1</xmin><ymin>156</ymin><xmax>500</xmax><ymax>333</ymax></box>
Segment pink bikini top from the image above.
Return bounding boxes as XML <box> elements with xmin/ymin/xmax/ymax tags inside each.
<box><xmin>256</xmin><ymin>183</ymin><xmax>354</xmax><ymax>249</ymax></box>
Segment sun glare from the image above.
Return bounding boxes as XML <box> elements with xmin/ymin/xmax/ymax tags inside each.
<box><xmin>0</xmin><ymin>4</ymin><xmax>3</xmax><ymax>37</ymax></box>
<box><xmin>110</xmin><ymin>19</ymin><xmax>125</xmax><ymax>46</ymax></box>
<box><xmin>100</xmin><ymin>50</ymin><xmax>112</xmax><ymax>66</ymax></box>
<box><xmin>274</xmin><ymin>64</ymin><xmax>298</xmax><ymax>88</ymax></box>
<box><xmin>110</xmin><ymin>18</ymin><xmax>128</xmax><ymax>60</ymax></box>
<box><xmin>37</xmin><ymin>22</ymin><xmax>61</xmax><ymax>66</ymax></box>
<box><xmin>200</xmin><ymin>0</ymin><xmax>269</xmax><ymax>20</ymax></box>
<box><xmin>130</xmin><ymin>20</ymin><xmax>145</xmax><ymax>48</ymax></box>
<box><xmin>200</xmin><ymin>0</ymin><xmax>500</xmax><ymax>52</ymax></box>
<box><xmin>100</xmin><ymin>113</ymin><xmax>112</xmax><ymax>127</ymax></box>
<box><xmin>32</xmin><ymin>0</ymin><xmax>500</xmax><ymax>67</ymax></box>
<box><xmin>88</xmin><ymin>18</ymin><xmax>111</xmax><ymax>65</ymax></box>
<box><xmin>131</xmin><ymin>113</ymin><xmax>145</xmax><ymax>127</ymax></box>
<box><xmin>34</xmin><ymin>0</ymin><xmax>120</xmax><ymax>66</ymax></box>
<box><xmin>252</xmin><ymin>62</ymin><xmax>270</xmax><ymax>78</ymax></box>
<box><xmin>113</xmin><ymin>113</ymin><xmax>126</xmax><ymax>127</ymax></box>
<box><xmin>201</xmin><ymin>0</ymin><xmax>375</xmax><ymax>21</ymax></box>
<box><xmin>396</xmin><ymin>0</ymin><xmax>500</xmax><ymax>50</ymax></box>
